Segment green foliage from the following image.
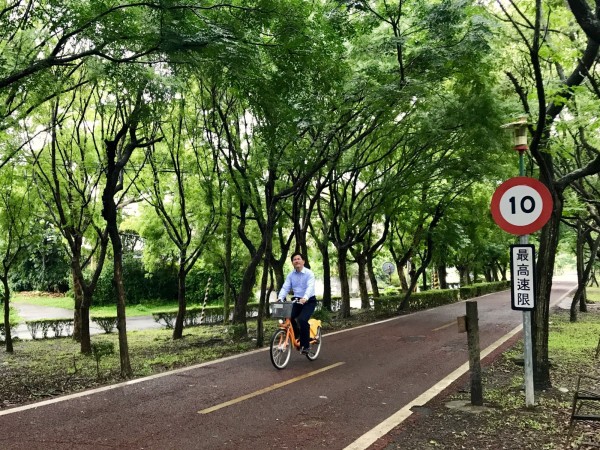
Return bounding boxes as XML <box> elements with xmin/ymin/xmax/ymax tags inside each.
<box><xmin>25</xmin><ymin>318</ymin><xmax>74</xmax><ymax>339</ymax></box>
<box><xmin>312</xmin><ymin>307</ymin><xmax>332</xmax><ymax>325</ymax></box>
<box><xmin>225</xmin><ymin>323</ymin><xmax>248</xmax><ymax>340</ymax></box>
<box><xmin>374</xmin><ymin>289</ymin><xmax>460</xmax><ymax>313</ymax></box>
<box><xmin>9</xmin><ymin>227</ymin><xmax>70</xmax><ymax>293</ymax></box>
<box><xmin>459</xmin><ymin>281</ymin><xmax>509</xmax><ymax>300</ymax></box>
<box><xmin>91</xmin><ymin>339</ymin><xmax>116</xmax><ymax>379</ymax></box>
<box><xmin>374</xmin><ymin>281</ymin><xmax>508</xmax><ymax>312</ymax></box>
<box><xmin>91</xmin><ymin>316</ymin><xmax>118</xmax><ymax>334</ymax></box>
<box><xmin>93</xmin><ymin>256</ymin><xmax>177</xmax><ymax>306</ymax></box>
<box><xmin>0</xmin><ymin>310</ymin><xmax>19</xmax><ymax>342</ymax></box>
<box><xmin>152</xmin><ymin>303</ymin><xmax>260</xmax><ymax>328</ymax></box>
<box><xmin>410</xmin><ymin>289</ymin><xmax>461</xmax><ymax>309</ymax></box>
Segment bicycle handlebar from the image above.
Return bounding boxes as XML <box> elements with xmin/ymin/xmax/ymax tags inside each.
<box><xmin>277</xmin><ymin>297</ymin><xmax>302</xmax><ymax>303</ymax></box>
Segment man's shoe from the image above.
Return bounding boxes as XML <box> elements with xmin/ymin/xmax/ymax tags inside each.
<box><xmin>301</xmin><ymin>347</ymin><xmax>309</xmax><ymax>355</ymax></box>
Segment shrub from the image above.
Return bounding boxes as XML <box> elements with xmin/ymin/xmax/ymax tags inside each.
<box><xmin>312</xmin><ymin>307</ymin><xmax>332</xmax><ymax>325</ymax></box>
<box><xmin>373</xmin><ymin>281</ymin><xmax>509</xmax><ymax>312</ymax></box>
<box><xmin>9</xmin><ymin>229</ymin><xmax>70</xmax><ymax>292</ymax></box>
<box><xmin>91</xmin><ymin>316</ymin><xmax>118</xmax><ymax>333</ymax></box>
<box><xmin>26</xmin><ymin>318</ymin><xmax>74</xmax><ymax>339</ymax></box>
<box><xmin>92</xmin><ymin>256</ymin><xmax>183</xmax><ymax>306</ymax></box>
<box><xmin>459</xmin><ymin>281</ymin><xmax>509</xmax><ymax>300</ymax></box>
<box><xmin>151</xmin><ymin>303</ymin><xmax>259</xmax><ymax>329</ymax></box>
<box><xmin>410</xmin><ymin>289</ymin><xmax>460</xmax><ymax>309</ymax></box>
<box><xmin>0</xmin><ymin>316</ymin><xmax>19</xmax><ymax>342</ymax></box>
<box><xmin>91</xmin><ymin>340</ymin><xmax>115</xmax><ymax>379</ymax></box>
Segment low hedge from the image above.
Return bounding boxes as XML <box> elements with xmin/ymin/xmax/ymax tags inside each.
<box><xmin>26</xmin><ymin>318</ymin><xmax>74</xmax><ymax>339</ymax></box>
<box><xmin>373</xmin><ymin>281</ymin><xmax>508</xmax><ymax>313</ymax></box>
<box><xmin>373</xmin><ymin>288</ymin><xmax>459</xmax><ymax>313</ymax></box>
<box><xmin>459</xmin><ymin>281</ymin><xmax>510</xmax><ymax>300</ymax></box>
<box><xmin>152</xmin><ymin>302</ymin><xmax>260</xmax><ymax>329</ymax></box>
<box><xmin>91</xmin><ymin>316</ymin><xmax>118</xmax><ymax>334</ymax></box>
<box><xmin>0</xmin><ymin>320</ymin><xmax>18</xmax><ymax>342</ymax></box>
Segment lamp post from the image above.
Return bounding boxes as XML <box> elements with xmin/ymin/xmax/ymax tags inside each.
<box><xmin>502</xmin><ymin>116</ymin><xmax>535</xmax><ymax>407</ymax></box>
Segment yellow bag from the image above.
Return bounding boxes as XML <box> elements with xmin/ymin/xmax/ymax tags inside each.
<box><xmin>308</xmin><ymin>318</ymin><xmax>321</xmax><ymax>338</ymax></box>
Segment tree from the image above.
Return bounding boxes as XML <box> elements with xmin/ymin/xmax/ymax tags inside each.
<box><xmin>499</xmin><ymin>0</ymin><xmax>600</xmax><ymax>388</ymax></box>
<box><xmin>199</xmin><ymin>0</ymin><xmax>352</xmax><ymax>338</ymax></box>
<box><xmin>134</xmin><ymin>83</ymin><xmax>222</xmax><ymax>339</ymax></box>
<box><xmin>0</xmin><ymin>163</ymin><xmax>36</xmax><ymax>352</ymax></box>
<box><xmin>29</xmin><ymin>81</ymin><xmax>109</xmax><ymax>354</ymax></box>
<box><xmin>99</xmin><ymin>77</ymin><xmax>162</xmax><ymax>378</ymax></box>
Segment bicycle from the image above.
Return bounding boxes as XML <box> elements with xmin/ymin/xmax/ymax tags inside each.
<box><xmin>269</xmin><ymin>299</ymin><xmax>322</xmax><ymax>370</ymax></box>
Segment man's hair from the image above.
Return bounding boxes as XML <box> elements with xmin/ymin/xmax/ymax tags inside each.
<box><xmin>290</xmin><ymin>252</ymin><xmax>305</xmax><ymax>262</ymax></box>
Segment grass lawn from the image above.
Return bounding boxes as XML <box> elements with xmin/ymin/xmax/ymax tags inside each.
<box><xmin>10</xmin><ymin>292</ymin><xmax>181</xmax><ymax>317</ymax></box>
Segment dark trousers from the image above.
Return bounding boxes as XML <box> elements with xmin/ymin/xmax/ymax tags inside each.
<box><xmin>291</xmin><ymin>296</ymin><xmax>317</xmax><ymax>350</ymax></box>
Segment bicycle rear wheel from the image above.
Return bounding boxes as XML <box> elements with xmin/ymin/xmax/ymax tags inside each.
<box><xmin>306</xmin><ymin>327</ymin><xmax>322</xmax><ymax>361</ymax></box>
<box><xmin>270</xmin><ymin>329</ymin><xmax>292</xmax><ymax>369</ymax></box>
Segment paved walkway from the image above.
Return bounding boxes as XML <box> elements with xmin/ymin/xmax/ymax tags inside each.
<box><xmin>11</xmin><ymin>273</ymin><xmax>577</xmax><ymax>340</ymax></box>
<box><xmin>12</xmin><ymin>303</ymin><xmax>161</xmax><ymax>340</ymax></box>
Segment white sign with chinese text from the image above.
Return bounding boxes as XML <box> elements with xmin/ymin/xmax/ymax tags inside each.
<box><xmin>510</xmin><ymin>244</ymin><xmax>535</xmax><ymax>311</ymax></box>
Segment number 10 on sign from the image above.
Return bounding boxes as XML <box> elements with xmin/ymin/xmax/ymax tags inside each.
<box><xmin>490</xmin><ymin>177</ymin><xmax>553</xmax><ymax>235</ymax></box>
<box><xmin>510</xmin><ymin>245</ymin><xmax>535</xmax><ymax>311</ymax></box>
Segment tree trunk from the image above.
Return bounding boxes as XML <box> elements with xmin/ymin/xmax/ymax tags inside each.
<box><xmin>110</xmin><ymin>229</ymin><xmax>132</xmax><ymax>379</ymax></box>
<box><xmin>173</xmin><ymin>254</ymin><xmax>187</xmax><ymax>339</ymax></box>
<box><xmin>80</xmin><ymin>293</ymin><xmax>92</xmax><ymax>354</ymax></box>
<box><xmin>257</xmin><ymin>257</ymin><xmax>270</xmax><ymax>347</ymax></box>
<box><xmin>2</xmin><ymin>276</ymin><xmax>12</xmax><ymax>353</ymax></box>
<box><xmin>337</xmin><ymin>247</ymin><xmax>351</xmax><ymax>318</ymax></box>
<box><xmin>438</xmin><ymin>264</ymin><xmax>448</xmax><ymax>290</ymax></box>
<box><xmin>102</xmin><ymin>140</ymin><xmax>133</xmax><ymax>379</ymax></box>
<box><xmin>533</xmin><ymin>195</ymin><xmax>563</xmax><ymax>390</ymax></box>
<box><xmin>367</xmin><ymin>257</ymin><xmax>380</xmax><ymax>298</ymax></box>
<box><xmin>223</xmin><ymin>192</ymin><xmax>233</xmax><ymax>325</ymax></box>
<box><xmin>232</xmin><ymin>241</ymin><xmax>265</xmax><ymax>336</ymax></box>
<box><xmin>398</xmin><ymin>262</ymin><xmax>409</xmax><ymax>291</ymax></box>
<box><xmin>356</xmin><ymin>255</ymin><xmax>370</xmax><ymax>310</ymax></box>
<box><xmin>72</xmin><ymin>266</ymin><xmax>83</xmax><ymax>343</ymax></box>
<box><xmin>318</xmin><ymin>240</ymin><xmax>332</xmax><ymax>311</ymax></box>
<box><xmin>571</xmin><ymin>230</ymin><xmax>600</xmax><ymax>320</ymax></box>
<box><xmin>273</xmin><ymin>263</ymin><xmax>285</xmax><ymax>293</ymax></box>
<box><xmin>399</xmin><ymin>269</ymin><xmax>420</xmax><ymax>310</ymax></box>
<box><xmin>71</xmin><ymin>263</ymin><xmax>83</xmax><ymax>343</ymax></box>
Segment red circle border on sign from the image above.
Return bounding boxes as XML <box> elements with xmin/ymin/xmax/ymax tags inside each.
<box><xmin>490</xmin><ymin>176</ymin><xmax>553</xmax><ymax>235</ymax></box>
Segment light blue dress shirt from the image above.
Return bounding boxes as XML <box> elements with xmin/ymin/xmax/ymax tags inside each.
<box><xmin>277</xmin><ymin>267</ymin><xmax>315</xmax><ymax>300</ymax></box>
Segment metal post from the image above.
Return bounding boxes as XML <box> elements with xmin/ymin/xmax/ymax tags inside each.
<box><xmin>519</xmin><ymin>150</ymin><xmax>535</xmax><ymax>408</ymax></box>
<box><xmin>466</xmin><ymin>301</ymin><xmax>483</xmax><ymax>406</ymax></box>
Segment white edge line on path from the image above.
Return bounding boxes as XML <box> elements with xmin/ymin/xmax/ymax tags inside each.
<box><xmin>342</xmin><ymin>324</ymin><xmax>522</xmax><ymax>450</ymax></box>
<box><xmin>343</xmin><ymin>284</ymin><xmax>577</xmax><ymax>450</ymax></box>
<box><xmin>0</xmin><ymin>346</ymin><xmax>267</xmax><ymax>416</ymax></box>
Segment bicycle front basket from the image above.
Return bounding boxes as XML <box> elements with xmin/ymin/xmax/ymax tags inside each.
<box><xmin>270</xmin><ymin>302</ymin><xmax>293</xmax><ymax>318</ymax></box>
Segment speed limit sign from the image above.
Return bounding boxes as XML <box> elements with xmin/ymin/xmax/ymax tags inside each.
<box><xmin>490</xmin><ymin>177</ymin><xmax>553</xmax><ymax>235</ymax></box>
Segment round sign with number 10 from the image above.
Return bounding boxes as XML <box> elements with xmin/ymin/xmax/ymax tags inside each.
<box><xmin>490</xmin><ymin>177</ymin><xmax>553</xmax><ymax>235</ymax></box>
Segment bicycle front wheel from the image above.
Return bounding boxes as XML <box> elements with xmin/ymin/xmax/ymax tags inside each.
<box><xmin>270</xmin><ymin>329</ymin><xmax>292</xmax><ymax>369</ymax></box>
<box><xmin>306</xmin><ymin>327</ymin><xmax>322</xmax><ymax>361</ymax></box>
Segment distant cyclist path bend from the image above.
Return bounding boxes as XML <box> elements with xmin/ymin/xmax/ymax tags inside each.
<box><xmin>0</xmin><ymin>279</ymin><xmax>576</xmax><ymax>450</ymax></box>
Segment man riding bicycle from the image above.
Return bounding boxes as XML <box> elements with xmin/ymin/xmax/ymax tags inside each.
<box><xmin>277</xmin><ymin>252</ymin><xmax>317</xmax><ymax>355</ymax></box>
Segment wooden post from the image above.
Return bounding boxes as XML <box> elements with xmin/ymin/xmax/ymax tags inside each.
<box><xmin>466</xmin><ymin>301</ymin><xmax>483</xmax><ymax>406</ymax></box>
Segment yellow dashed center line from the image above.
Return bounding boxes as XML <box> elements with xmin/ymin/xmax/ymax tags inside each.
<box><xmin>432</xmin><ymin>321</ymin><xmax>456</xmax><ymax>332</ymax></box>
<box><xmin>198</xmin><ymin>362</ymin><xmax>346</xmax><ymax>414</ymax></box>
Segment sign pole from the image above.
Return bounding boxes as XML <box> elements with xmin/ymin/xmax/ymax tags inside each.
<box><xmin>518</xmin><ymin>151</ymin><xmax>535</xmax><ymax>408</ymax></box>
<box><xmin>494</xmin><ymin>118</ymin><xmax>550</xmax><ymax>409</ymax></box>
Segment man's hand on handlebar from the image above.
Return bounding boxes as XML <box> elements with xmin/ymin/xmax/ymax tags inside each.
<box><xmin>277</xmin><ymin>297</ymin><xmax>306</xmax><ymax>304</ymax></box>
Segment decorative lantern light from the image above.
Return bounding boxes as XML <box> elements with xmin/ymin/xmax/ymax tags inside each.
<box><xmin>501</xmin><ymin>116</ymin><xmax>529</xmax><ymax>152</ymax></box>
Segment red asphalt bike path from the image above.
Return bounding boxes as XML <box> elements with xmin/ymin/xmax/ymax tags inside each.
<box><xmin>0</xmin><ymin>280</ymin><xmax>576</xmax><ymax>450</ymax></box>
